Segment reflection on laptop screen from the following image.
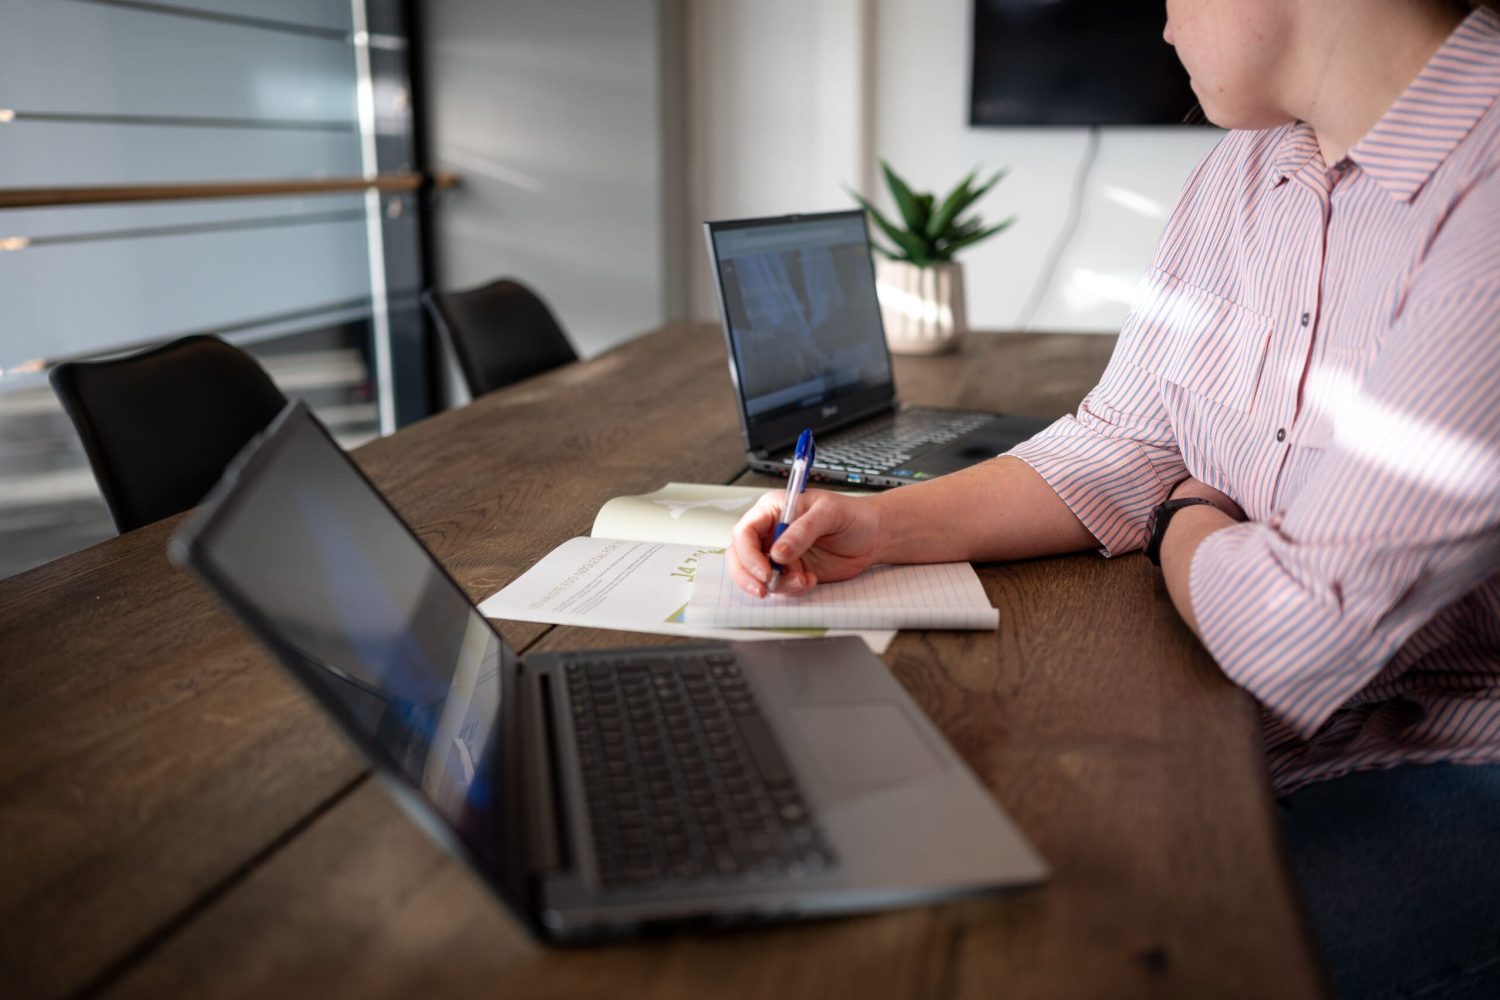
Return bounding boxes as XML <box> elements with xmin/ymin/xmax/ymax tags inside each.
<box><xmin>180</xmin><ymin>407</ymin><xmax>509</xmax><ymax>867</ymax></box>
<box><xmin>711</xmin><ymin>215</ymin><xmax>892</xmax><ymax>419</ymax></box>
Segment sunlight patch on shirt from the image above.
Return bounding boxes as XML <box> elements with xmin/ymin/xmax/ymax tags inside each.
<box><xmin>1332</xmin><ymin>392</ymin><xmax>1500</xmax><ymax>502</ymax></box>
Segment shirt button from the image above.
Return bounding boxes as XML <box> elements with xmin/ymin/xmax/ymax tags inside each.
<box><xmin>1276</xmin><ymin>428</ymin><xmax>1287</xmax><ymax>443</ymax></box>
<box><xmin>1300</xmin><ymin>312</ymin><xmax>1311</xmax><ymax>326</ymax></box>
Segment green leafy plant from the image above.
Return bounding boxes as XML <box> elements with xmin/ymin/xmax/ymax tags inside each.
<box><xmin>849</xmin><ymin>161</ymin><xmax>1014</xmax><ymax>266</ymax></box>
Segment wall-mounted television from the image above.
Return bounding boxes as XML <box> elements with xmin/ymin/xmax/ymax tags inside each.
<box><xmin>970</xmin><ymin>0</ymin><xmax>1200</xmax><ymax>126</ymax></box>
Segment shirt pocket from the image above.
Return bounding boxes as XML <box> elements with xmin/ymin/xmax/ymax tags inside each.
<box><xmin>1122</xmin><ymin>267</ymin><xmax>1273</xmax><ymax>413</ymax></box>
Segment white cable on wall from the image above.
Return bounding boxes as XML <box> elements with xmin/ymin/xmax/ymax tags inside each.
<box><xmin>1014</xmin><ymin>125</ymin><xmax>1101</xmax><ymax>332</ymax></box>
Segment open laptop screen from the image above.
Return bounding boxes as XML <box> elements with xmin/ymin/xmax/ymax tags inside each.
<box><xmin>707</xmin><ymin>212</ymin><xmax>894</xmax><ymax>435</ymax></box>
<box><xmin>172</xmin><ymin>404</ymin><xmax>520</xmax><ymax>901</ymax></box>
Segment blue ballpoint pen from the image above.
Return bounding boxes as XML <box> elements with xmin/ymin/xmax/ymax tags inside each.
<box><xmin>766</xmin><ymin>429</ymin><xmax>816</xmax><ymax>594</ymax></box>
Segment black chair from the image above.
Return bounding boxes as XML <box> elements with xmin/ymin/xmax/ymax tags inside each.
<box><xmin>422</xmin><ymin>278</ymin><xmax>578</xmax><ymax>398</ymax></box>
<box><xmin>49</xmin><ymin>334</ymin><xmax>288</xmax><ymax>534</ymax></box>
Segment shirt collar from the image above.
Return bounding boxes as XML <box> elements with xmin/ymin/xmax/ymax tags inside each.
<box><xmin>1270</xmin><ymin>121</ymin><xmax>1322</xmax><ymax>186</ymax></box>
<box><xmin>1270</xmin><ymin>8</ymin><xmax>1500</xmax><ymax>202</ymax></box>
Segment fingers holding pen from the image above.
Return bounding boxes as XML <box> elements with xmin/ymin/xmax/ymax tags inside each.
<box><xmin>726</xmin><ymin>489</ymin><xmax>826</xmax><ymax>599</ymax></box>
<box><xmin>767</xmin><ymin>566</ymin><xmax>817</xmax><ymax>597</ymax></box>
<box><xmin>766</xmin><ymin>505</ymin><xmax>821</xmax><ymax>569</ymax></box>
<box><xmin>727</xmin><ymin>492</ymin><xmax>784</xmax><ymax>597</ymax></box>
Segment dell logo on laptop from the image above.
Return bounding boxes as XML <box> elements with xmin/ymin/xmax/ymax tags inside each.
<box><xmin>822</xmin><ymin>404</ymin><xmax>838</xmax><ymax>418</ymax></box>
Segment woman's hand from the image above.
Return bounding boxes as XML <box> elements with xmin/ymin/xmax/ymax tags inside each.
<box><xmin>725</xmin><ymin>489</ymin><xmax>882</xmax><ymax>598</ymax></box>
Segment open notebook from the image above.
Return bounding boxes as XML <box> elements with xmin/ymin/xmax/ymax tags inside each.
<box><xmin>477</xmin><ymin>483</ymin><xmax>896</xmax><ymax>652</ymax></box>
<box><xmin>684</xmin><ymin>554</ymin><xmax>1000</xmax><ymax>631</ymax></box>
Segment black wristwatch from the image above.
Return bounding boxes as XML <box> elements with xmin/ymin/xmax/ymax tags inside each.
<box><xmin>1144</xmin><ymin>497</ymin><xmax>1218</xmax><ymax>566</ymax></box>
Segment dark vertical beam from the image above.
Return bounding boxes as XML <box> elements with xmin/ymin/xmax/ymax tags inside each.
<box><xmin>363</xmin><ymin>0</ymin><xmax>432</xmax><ymax>427</ymax></box>
<box><xmin>401</xmin><ymin>0</ymin><xmax>445</xmax><ymax>414</ymax></box>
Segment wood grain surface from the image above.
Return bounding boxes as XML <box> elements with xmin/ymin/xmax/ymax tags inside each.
<box><xmin>0</xmin><ymin>325</ymin><xmax>1325</xmax><ymax>999</ymax></box>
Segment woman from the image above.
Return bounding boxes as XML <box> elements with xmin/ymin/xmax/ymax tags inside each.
<box><xmin>727</xmin><ymin>2</ymin><xmax>1500</xmax><ymax>996</ymax></box>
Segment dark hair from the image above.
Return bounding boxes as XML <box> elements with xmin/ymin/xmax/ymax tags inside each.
<box><xmin>1451</xmin><ymin>0</ymin><xmax>1500</xmax><ymax>16</ymax></box>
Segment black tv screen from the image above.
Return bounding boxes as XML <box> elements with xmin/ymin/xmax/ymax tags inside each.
<box><xmin>970</xmin><ymin>0</ymin><xmax>1199</xmax><ymax>126</ymax></box>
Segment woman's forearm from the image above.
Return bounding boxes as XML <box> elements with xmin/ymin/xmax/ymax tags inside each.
<box><xmin>870</xmin><ymin>456</ymin><xmax>1100</xmax><ymax>565</ymax></box>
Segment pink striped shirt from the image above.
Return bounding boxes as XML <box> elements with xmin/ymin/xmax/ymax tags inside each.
<box><xmin>1008</xmin><ymin>9</ymin><xmax>1500</xmax><ymax>795</ymax></box>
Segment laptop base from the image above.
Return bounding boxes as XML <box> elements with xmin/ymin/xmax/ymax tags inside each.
<box><xmin>752</xmin><ymin>408</ymin><xmax>1053</xmax><ymax>488</ymax></box>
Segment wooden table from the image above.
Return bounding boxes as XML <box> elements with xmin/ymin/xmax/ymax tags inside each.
<box><xmin>0</xmin><ymin>324</ymin><xmax>1326</xmax><ymax>999</ymax></box>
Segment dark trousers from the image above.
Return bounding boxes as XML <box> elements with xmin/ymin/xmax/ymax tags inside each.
<box><xmin>1279</xmin><ymin>762</ymin><xmax>1500</xmax><ymax>999</ymax></box>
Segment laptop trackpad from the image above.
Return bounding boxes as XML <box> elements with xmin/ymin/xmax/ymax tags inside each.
<box><xmin>788</xmin><ymin>702</ymin><xmax>946</xmax><ymax>796</ymax></box>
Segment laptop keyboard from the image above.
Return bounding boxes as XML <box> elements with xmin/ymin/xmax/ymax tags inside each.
<box><xmin>788</xmin><ymin>408</ymin><xmax>994</xmax><ymax>475</ymax></box>
<box><xmin>564</xmin><ymin>650</ymin><xmax>836</xmax><ymax>891</ymax></box>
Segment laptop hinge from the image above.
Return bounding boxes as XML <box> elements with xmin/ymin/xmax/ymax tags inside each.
<box><xmin>752</xmin><ymin>399</ymin><xmax>901</xmax><ymax>457</ymax></box>
<box><xmin>519</xmin><ymin>670</ymin><xmax>571</xmax><ymax>877</ymax></box>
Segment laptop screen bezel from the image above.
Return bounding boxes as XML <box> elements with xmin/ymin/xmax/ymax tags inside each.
<box><xmin>169</xmin><ymin>401</ymin><xmax>541</xmax><ymax>936</ymax></box>
<box><xmin>703</xmin><ymin>210</ymin><xmax>899</xmax><ymax>456</ymax></box>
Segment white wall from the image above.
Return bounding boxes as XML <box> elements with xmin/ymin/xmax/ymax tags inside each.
<box><xmin>421</xmin><ymin>0</ymin><xmax>1225</xmax><ymax>348</ymax></box>
<box><xmin>684</xmin><ymin>0</ymin><xmax>871</xmax><ymax>320</ymax></box>
<box><xmin>686</xmin><ymin>0</ymin><xmax>1224</xmax><ymax>333</ymax></box>
<box><xmin>423</xmin><ymin>0</ymin><xmax>669</xmax><ymax>358</ymax></box>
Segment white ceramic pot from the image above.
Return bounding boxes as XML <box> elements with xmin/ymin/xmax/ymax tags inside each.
<box><xmin>874</xmin><ymin>258</ymin><xmax>968</xmax><ymax>355</ymax></box>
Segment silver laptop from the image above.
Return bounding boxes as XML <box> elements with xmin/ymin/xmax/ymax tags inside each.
<box><xmin>704</xmin><ymin>210</ymin><xmax>1050</xmax><ymax>487</ymax></box>
<box><xmin>170</xmin><ymin>402</ymin><xmax>1047</xmax><ymax>941</ymax></box>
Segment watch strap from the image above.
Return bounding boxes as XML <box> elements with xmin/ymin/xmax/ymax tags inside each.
<box><xmin>1145</xmin><ymin>497</ymin><xmax>1218</xmax><ymax>566</ymax></box>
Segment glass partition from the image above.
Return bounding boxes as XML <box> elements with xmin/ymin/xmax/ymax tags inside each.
<box><xmin>0</xmin><ymin>0</ymin><xmax>430</xmax><ymax>579</ymax></box>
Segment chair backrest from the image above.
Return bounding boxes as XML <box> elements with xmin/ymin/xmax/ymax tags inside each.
<box><xmin>49</xmin><ymin>334</ymin><xmax>288</xmax><ymax>534</ymax></box>
<box><xmin>421</xmin><ymin>278</ymin><xmax>577</xmax><ymax>398</ymax></box>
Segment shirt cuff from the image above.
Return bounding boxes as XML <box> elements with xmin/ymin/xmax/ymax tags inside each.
<box><xmin>1189</xmin><ymin>522</ymin><xmax>1349</xmax><ymax>740</ymax></box>
<box><xmin>1005</xmin><ymin>416</ymin><xmax>1177</xmax><ymax>557</ymax></box>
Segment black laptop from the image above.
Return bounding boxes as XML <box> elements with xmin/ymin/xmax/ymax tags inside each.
<box><xmin>704</xmin><ymin>210</ymin><xmax>1050</xmax><ymax>487</ymax></box>
<box><xmin>170</xmin><ymin>402</ymin><xmax>1047</xmax><ymax>942</ymax></box>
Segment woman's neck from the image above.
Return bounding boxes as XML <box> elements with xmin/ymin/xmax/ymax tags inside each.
<box><xmin>1289</xmin><ymin>1</ymin><xmax>1467</xmax><ymax>165</ymax></box>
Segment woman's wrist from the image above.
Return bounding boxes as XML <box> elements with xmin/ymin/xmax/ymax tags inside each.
<box><xmin>1169</xmin><ymin>476</ymin><xmax>1246</xmax><ymax>522</ymax></box>
<box><xmin>866</xmin><ymin>489</ymin><xmax>904</xmax><ymax>565</ymax></box>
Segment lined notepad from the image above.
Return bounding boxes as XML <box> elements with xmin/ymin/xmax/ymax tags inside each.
<box><xmin>683</xmin><ymin>554</ymin><xmax>999</xmax><ymax>631</ymax></box>
<box><xmin>477</xmin><ymin>537</ymin><xmax>896</xmax><ymax>653</ymax></box>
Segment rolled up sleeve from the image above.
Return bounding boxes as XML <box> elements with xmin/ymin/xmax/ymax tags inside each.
<box><xmin>1187</xmin><ymin>276</ymin><xmax>1500</xmax><ymax>739</ymax></box>
<box><xmin>1006</xmin><ymin>302</ymin><xmax>1189</xmax><ymax>557</ymax></box>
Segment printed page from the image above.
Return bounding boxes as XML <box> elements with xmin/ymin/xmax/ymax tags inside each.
<box><xmin>477</xmin><ymin>536</ymin><xmax>894</xmax><ymax>653</ymax></box>
<box><xmin>683</xmin><ymin>553</ymin><xmax>1000</xmax><ymax>631</ymax></box>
